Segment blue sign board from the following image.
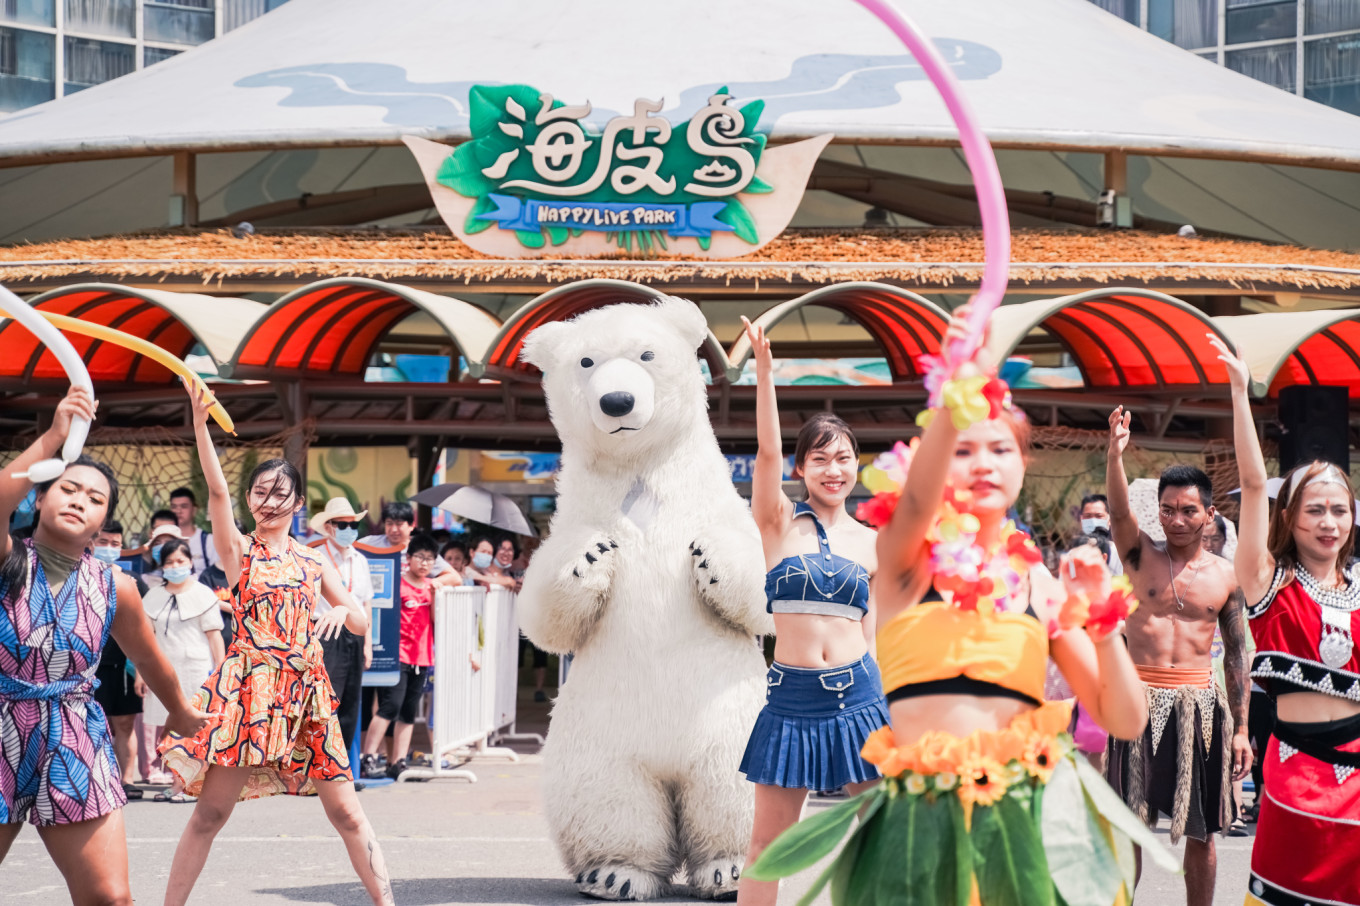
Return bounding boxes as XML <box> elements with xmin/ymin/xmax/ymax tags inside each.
<box><xmin>360</xmin><ymin>545</ymin><xmax>403</xmax><ymax>687</ymax></box>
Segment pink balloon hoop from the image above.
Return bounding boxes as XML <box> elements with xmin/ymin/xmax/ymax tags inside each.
<box><xmin>852</xmin><ymin>0</ymin><xmax>1011</xmax><ymax>369</ymax></box>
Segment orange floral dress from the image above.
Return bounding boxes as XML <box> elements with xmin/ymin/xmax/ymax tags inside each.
<box><xmin>161</xmin><ymin>534</ymin><xmax>350</xmax><ymax>799</ymax></box>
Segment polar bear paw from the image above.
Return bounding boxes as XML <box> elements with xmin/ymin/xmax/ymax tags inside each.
<box><xmin>568</xmin><ymin>535</ymin><xmax>619</xmax><ymax>594</ymax></box>
<box><xmin>687</xmin><ymin>859</ymin><xmax>742</xmax><ymax>900</ymax></box>
<box><xmin>689</xmin><ymin>540</ymin><xmax>723</xmax><ymax>589</ymax></box>
<box><xmin>574</xmin><ymin>864</ymin><xmax>664</xmax><ymax>901</ymax></box>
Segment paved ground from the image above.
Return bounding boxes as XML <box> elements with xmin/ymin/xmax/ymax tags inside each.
<box><xmin>3</xmin><ymin>700</ymin><xmax>1256</xmax><ymax>905</ymax></box>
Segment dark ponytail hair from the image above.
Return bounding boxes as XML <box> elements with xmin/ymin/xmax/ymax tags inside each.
<box><xmin>2</xmin><ymin>455</ymin><xmax>119</xmax><ymax>591</ymax></box>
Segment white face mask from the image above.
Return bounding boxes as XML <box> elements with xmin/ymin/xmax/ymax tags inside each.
<box><xmin>1081</xmin><ymin>517</ymin><xmax>1110</xmax><ymax>534</ymax></box>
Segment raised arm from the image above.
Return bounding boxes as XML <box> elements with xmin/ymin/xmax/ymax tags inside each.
<box><xmin>185</xmin><ymin>381</ymin><xmax>245</xmax><ymax>583</ymax></box>
<box><xmin>876</xmin><ymin>307</ymin><xmax>975</xmax><ymax>586</ymax></box>
<box><xmin>0</xmin><ymin>386</ymin><xmax>96</xmax><ymax>560</ymax></box>
<box><xmin>741</xmin><ymin>316</ymin><xmax>791</xmax><ymax>539</ymax></box>
<box><xmin>1208</xmin><ymin>333</ymin><xmax>1274</xmax><ymax>601</ymax></box>
<box><xmin>1104</xmin><ymin>407</ymin><xmax>1143</xmax><ymax>568</ymax></box>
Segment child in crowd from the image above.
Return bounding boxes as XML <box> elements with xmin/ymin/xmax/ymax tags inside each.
<box><xmin>360</xmin><ymin>532</ymin><xmax>463</xmax><ymax>779</ymax></box>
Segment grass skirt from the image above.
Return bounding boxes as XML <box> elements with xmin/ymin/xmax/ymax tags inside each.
<box><xmin>748</xmin><ymin>701</ymin><xmax>1179</xmax><ymax>906</ymax></box>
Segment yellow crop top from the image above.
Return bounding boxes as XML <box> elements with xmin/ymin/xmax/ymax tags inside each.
<box><xmin>877</xmin><ymin>599</ymin><xmax>1050</xmax><ymax>706</ymax></box>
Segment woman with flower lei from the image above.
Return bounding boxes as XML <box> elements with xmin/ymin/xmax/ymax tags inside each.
<box><xmin>749</xmin><ymin>308</ymin><xmax>1173</xmax><ymax>906</ymax></box>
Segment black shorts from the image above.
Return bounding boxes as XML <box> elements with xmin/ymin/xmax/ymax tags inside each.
<box><xmin>375</xmin><ymin>662</ymin><xmax>428</xmax><ymax>724</ymax></box>
<box><xmin>94</xmin><ymin>666</ymin><xmax>142</xmax><ymax>717</ymax></box>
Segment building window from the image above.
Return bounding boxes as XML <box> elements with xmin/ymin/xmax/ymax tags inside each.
<box><xmin>1090</xmin><ymin>0</ymin><xmax>1140</xmax><ymax>24</ymax></box>
<box><xmin>1226</xmin><ymin>42</ymin><xmax>1297</xmax><ymax>90</ymax></box>
<box><xmin>143</xmin><ymin>44</ymin><xmax>180</xmax><ymax>65</ymax></box>
<box><xmin>1226</xmin><ymin>0</ymin><xmax>1297</xmax><ymax>44</ymax></box>
<box><xmin>223</xmin><ymin>0</ymin><xmax>290</xmax><ymax>33</ymax></box>
<box><xmin>1148</xmin><ymin>0</ymin><xmax>1217</xmax><ymax>50</ymax></box>
<box><xmin>144</xmin><ymin>1</ymin><xmax>214</xmax><ymax>45</ymax></box>
<box><xmin>1305</xmin><ymin>33</ymin><xmax>1360</xmax><ymax>114</ymax></box>
<box><xmin>0</xmin><ymin>0</ymin><xmax>54</xmax><ymax>28</ymax></box>
<box><xmin>0</xmin><ymin>25</ymin><xmax>54</xmax><ymax>110</ymax></box>
<box><xmin>63</xmin><ymin>33</ymin><xmax>132</xmax><ymax>92</ymax></box>
<box><xmin>64</xmin><ymin>0</ymin><xmax>135</xmax><ymax>39</ymax></box>
<box><xmin>1306</xmin><ymin>0</ymin><xmax>1360</xmax><ymax>35</ymax></box>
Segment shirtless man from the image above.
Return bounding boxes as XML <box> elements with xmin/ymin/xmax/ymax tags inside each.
<box><xmin>1104</xmin><ymin>406</ymin><xmax>1252</xmax><ymax>906</ymax></box>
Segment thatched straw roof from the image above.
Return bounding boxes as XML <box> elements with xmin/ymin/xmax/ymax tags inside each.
<box><xmin>3</xmin><ymin>227</ymin><xmax>1358</xmax><ymax>296</ymax></box>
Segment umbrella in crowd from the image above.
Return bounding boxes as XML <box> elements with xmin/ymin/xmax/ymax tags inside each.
<box><xmin>410</xmin><ymin>482</ymin><xmax>537</xmax><ymax>537</ymax></box>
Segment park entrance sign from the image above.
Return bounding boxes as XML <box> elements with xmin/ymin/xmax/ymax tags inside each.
<box><xmin>405</xmin><ymin>84</ymin><xmax>831</xmax><ymax>258</ymax></box>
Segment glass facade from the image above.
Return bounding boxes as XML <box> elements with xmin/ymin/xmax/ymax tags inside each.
<box><xmin>1088</xmin><ymin>0</ymin><xmax>1360</xmax><ymax>115</ymax></box>
<box><xmin>0</xmin><ymin>0</ymin><xmax>290</xmax><ymax>112</ymax></box>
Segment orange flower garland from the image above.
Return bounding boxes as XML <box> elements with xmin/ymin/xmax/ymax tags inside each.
<box><xmin>861</xmin><ymin>701</ymin><xmax>1075</xmax><ymax>812</ymax></box>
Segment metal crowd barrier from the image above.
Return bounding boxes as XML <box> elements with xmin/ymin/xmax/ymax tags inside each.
<box><xmin>399</xmin><ymin>585</ymin><xmax>525</xmax><ymax>783</ymax></box>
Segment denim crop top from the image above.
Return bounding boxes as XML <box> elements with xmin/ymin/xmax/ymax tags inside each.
<box><xmin>764</xmin><ymin>502</ymin><xmax>871</xmax><ymax>622</ymax></box>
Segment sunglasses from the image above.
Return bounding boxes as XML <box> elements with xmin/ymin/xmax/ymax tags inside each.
<box><xmin>331</xmin><ymin>521</ymin><xmax>361</xmax><ymax>530</ymax></box>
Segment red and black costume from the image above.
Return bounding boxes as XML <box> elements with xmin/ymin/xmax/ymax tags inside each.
<box><xmin>1245</xmin><ymin>564</ymin><xmax>1360</xmax><ymax>906</ymax></box>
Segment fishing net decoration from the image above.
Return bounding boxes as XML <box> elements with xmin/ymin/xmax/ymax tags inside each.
<box><xmin>0</xmin><ymin>422</ymin><xmax>313</xmax><ymax>543</ymax></box>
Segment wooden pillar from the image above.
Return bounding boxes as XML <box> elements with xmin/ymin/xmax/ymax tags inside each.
<box><xmin>171</xmin><ymin>152</ymin><xmax>199</xmax><ymax>227</ymax></box>
<box><xmin>413</xmin><ymin>435</ymin><xmax>440</xmax><ymax>529</ymax></box>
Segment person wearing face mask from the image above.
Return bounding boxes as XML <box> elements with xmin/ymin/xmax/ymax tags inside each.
<box><xmin>135</xmin><ymin>538</ymin><xmax>225</xmax><ymax>799</ymax></box>
<box><xmin>1077</xmin><ymin>493</ymin><xmax>1123</xmax><ymax>575</ymax></box>
<box><xmin>90</xmin><ymin>520</ymin><xmax>150</xmax><ymax>800</ymax></box>
<box><xmin>143</xmin><ymin>513</ymin><xmax>179</xmax><ymax>586</ymax></box>
<box><xmin>735</xmin><ymin>316</ymin><xmax>888</xmax><ymax>906</ymax></box>
<box><xmin>310</xmin><ymin>498</ymin><xmax>374</xmax><ymax>769</ymax></box>
<box><xmin>463</xmin><ymin>536</ymin><xmax>516</xmax><ymax>590</ymax></box>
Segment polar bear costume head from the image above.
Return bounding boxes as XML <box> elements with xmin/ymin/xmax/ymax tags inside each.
<box><xmin>521</xmin><ymin>297</ymin><xmax>711</xmax><ymax>465</ymax></box>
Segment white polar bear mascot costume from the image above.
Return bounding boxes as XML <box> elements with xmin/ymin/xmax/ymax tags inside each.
<box><xmin>518</xmin><ymin>297</ymin><xmax>771</xmax><ymax>901</ymax></box>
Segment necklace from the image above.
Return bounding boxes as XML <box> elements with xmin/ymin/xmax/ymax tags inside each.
<box><xmin>1296</xmin><ymin>564</ymin><xmax>1359</xmax><ymax>668</ymax></box>
<box><xmin>1163</xmin><ymin>547</ymin><xmax>1202</xmax><ymax>613</ymax></box>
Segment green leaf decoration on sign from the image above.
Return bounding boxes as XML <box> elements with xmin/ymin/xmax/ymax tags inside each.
<box><xmin>1040</xmin><ymin>761</ymin><xmax>1124</xmax><ymax>906</ymax></box>
<box><xmin>970</xmin><ymin>795</ymin><xmax>1054</xmax><ymax>906</ymax></box>
<box><xmin>1073</xmin><ymin>757</ymin><xmax>1182</xmax><ymax>874</ymax></box>
<box><xmin>464</xmin><ymin>195</ymin><xmax>497</xmax><ymax>235</ymax></box>
<box><xmin>436</xmin><ymin>149</ymin><xmax>491</xmax><ymax>199</ymax></box>
<box><xmin>546</xmin><ymin>225</ymin><xmax>570</xmax><ymax>246</ymax></box>
<box><xmin>746</xmin><ymin>175</ymin><xmax>775</xmax><ymax>194</ymax></box>
<box><xmin>745</xmin><ymin>788</ymin><xmax>875</xmax><ymax>881</ymax></box>
<box><xmin>697</xmin><ymin>235</ymin><xmax>712</xmax><ymax>251</ymax></box>
<box><xmin>720</xmin><ymin>198</ymin><xmax>760</xmax><ymax>245</ymax></box>
<box><xmin>516</xmin><ymin>229</ymin><xmax>546</xmax><ymax>249</ymax></box>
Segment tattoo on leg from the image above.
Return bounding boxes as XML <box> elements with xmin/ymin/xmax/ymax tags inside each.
<box><xmin>367</xmin><ymin>833</ymin><xmax>394</xmax><ymax>906</ymax></box>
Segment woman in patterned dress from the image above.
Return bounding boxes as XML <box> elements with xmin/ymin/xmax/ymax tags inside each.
<box><xmin>160</xmin><ymin>384</ymin><xmax>394</xmax><ymax>906</ymax></box>
<box><xmin>0</xmin><ymin>385</ymin><xmax>211</xmax><ymax>904</ymax></box>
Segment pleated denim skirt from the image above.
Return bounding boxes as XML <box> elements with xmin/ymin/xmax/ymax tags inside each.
<box><xmin>739</xmin><ymin>654</ymin><xmax>888</xmax><ymax>790</ymax></box>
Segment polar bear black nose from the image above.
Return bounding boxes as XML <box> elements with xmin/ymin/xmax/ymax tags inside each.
<box><xmin>599</xmin><ymin>392</ymin><xmax>635</xmax><ymax>417</ymax></box>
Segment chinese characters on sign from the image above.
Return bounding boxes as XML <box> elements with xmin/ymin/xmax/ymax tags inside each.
<box><xmin>435</xmin><ymin>84</ymin><xmax>772</xmax><ymax>252</ymax></box>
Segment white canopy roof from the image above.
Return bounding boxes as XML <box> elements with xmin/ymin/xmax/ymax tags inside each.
<box><xmin>2</xmin><ymin>0</ymin><xmax>1359</xmax><ymax>168</ymax></box>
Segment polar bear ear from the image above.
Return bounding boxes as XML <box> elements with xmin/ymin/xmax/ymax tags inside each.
<box><xmin>520</xmin><ymin>320</ymin><xmax>571</xmax><ymax>373</ymax></box>
<box><xmin>650</xmin><ymin>296</ymin><xmax>709</xmax><ymax>351</ymax></box>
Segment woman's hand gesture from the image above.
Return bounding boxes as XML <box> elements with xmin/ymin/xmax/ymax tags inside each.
<box><xmin>183</xmin><ymin>378</ymin><xmax>216</xmax><ymax>428</ymax></box>
<box><xmin>314</xmin><ymin>606</ymin><xmax>348</xmax><ymax>642</ymax></box>
<box><xmin>741</xmin><ymin>316</ymin><xmax>773</xmax><ymax>375</ymax></box>
<box><xmin>1060</xmin><ymin>543</ymin><xmax>1112</xmax><ymax>606</ymax></box>
<box><xmin>49</xmin><ymin>385</ymin><xmax>96</xmax><ymax>444</ymax></box>
<box><xmin>944</xmin><ymin>302</ymin><xmax>993</xmax><ymax>376</ymax></box>
<box><xmin>1207</xmin><ymin>332</ymin><xmax>1250</xmax><ymax>397</ymax></box>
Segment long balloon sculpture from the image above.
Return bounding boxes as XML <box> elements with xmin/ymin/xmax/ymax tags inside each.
<box><xmin>852</xmin><ymin>0</ymin><xmax>1011</xmax><ymax>369</ymax></box>
<box><xmin>0</xmin><ymin>286</ymin><xmax>93</xmax><ymax>483</ymax></box>
<box><xmin>39</xmin><ymin>312</ymin><xmax>235</xmax><ymax>435</ymax></box>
